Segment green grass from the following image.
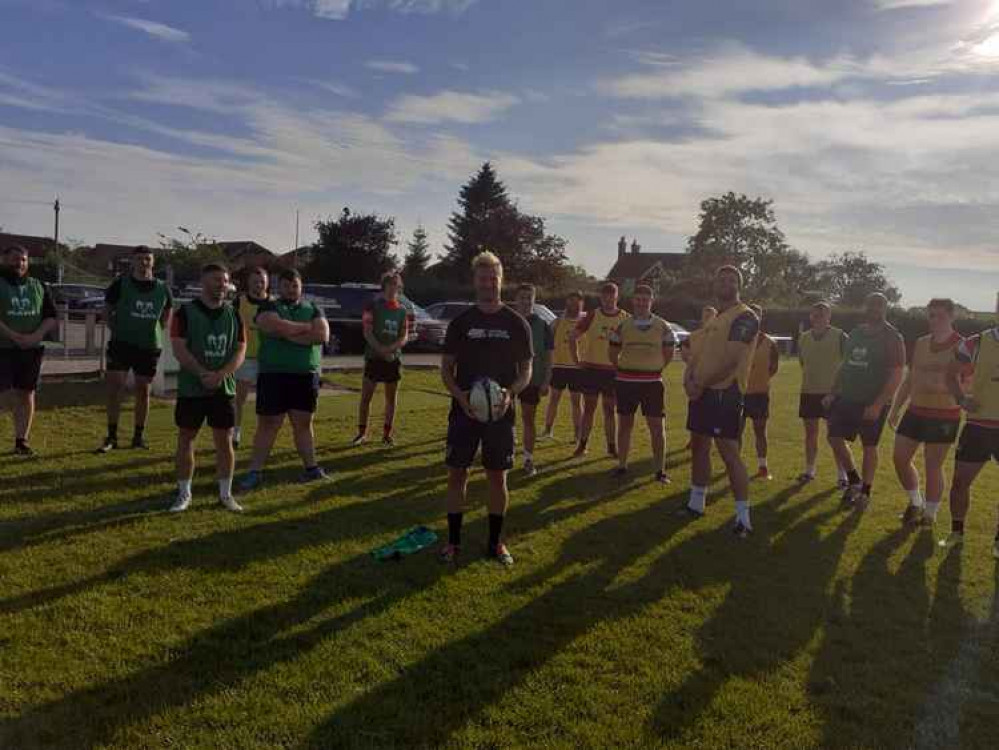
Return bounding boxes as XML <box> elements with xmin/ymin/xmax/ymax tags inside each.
<box><xmin>2</xmin><ymin>364</ymin><xmax>998</xmax><ymax>749</ymax></box>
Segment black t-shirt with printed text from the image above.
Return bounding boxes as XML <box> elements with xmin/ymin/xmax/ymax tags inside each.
<box><xmin>443</xmin><ymin>304</ymin><xmax>533</xmax><ymax>391</ymax></box>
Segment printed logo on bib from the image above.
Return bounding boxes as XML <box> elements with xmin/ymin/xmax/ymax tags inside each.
<box><xmin>8</xmin><ymin>291</ymin><xmax>36</xmax><ymax>317</ymax></box>
<box><xmin>468</xmin><ymin>328</ymin><xmax>511</xmax><ymax>341</ymax></box>
<box><xmin>848</xmin><ymin>346</ymin><xmax>869</xmax><ymax>369</ymax></box>
<box><xmin>131</xmin><ymin>299</ymin><xmax>159</xmax><ymax>320</ymax></box>
<box><xmin>383</xmin><ymin>319</ymin><xmax>400</xmax><ymax>338</ymax></box>
<box><xmin>205</xmin><ymin>334</ymin><xmax>229</xmax><ymax>361</ymax></box>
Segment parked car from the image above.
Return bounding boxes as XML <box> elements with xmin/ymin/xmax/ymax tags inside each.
<box><xmin>50</xmin><ymin>284</ymin><xmax>106</xmax><ymax>319</ymax></box>
<box><xmin>425</xmin><ymin>301</ymin><xmax>556</xmax><ymax>328</ymax></box>
<box><xmin>407</xmin><ymin>302</ymin><xmax>447</xmax><ymax>352</ymax></box>
<box><xmin>302</xmin><ymin>283</ymin><xmax>420</xmax><ymax>355</ymax></box>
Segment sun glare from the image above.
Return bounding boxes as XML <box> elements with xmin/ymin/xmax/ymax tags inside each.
<box><xmin>972</xmin><ymin>31</ymin><xmax>999</xmax><ymax>57</ymax></box>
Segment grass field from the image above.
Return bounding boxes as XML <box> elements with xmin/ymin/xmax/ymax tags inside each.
<box><xmin>2</xmin><ymin>364</ymin><xmax>998</xmax><ymax>750</ymax></box>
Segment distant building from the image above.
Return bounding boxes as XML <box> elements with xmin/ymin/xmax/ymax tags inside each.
<box><xmin>215</xmin><ymin>241</ymin><xmax>275</xmax><ymax>270</ymax></box>
<box><xmin>89</xmin><ymin>243</ymin><xmax>136</xmax><ymax>276</ymax></box>
<box><xmin>0</xmin><ymin>232</ymin><xmax>60</xmax><ymax>259</ymax></box>
<box><xmin>606</xmin><ymin>236</ymin><xmax>686</xmax><ymax>295</ymax></box>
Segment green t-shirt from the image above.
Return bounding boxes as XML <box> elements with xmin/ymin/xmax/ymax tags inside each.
<box><xmin>527</xmin><ymin>313</ymin><xmax>554</xmax><ymax>387</ymax></box>
<box><xmin>175</xmin><ymin>300</ymin><xmax>242</xmax><ymax>398</ymax></box>
<box><xmin>836</xmin><ymin>323</ymin><xmax>906</xmax><ymax>405</ymax></box>
<box><xmin>108</xmin><ymin>275</ymin><xmax>172</xmax><ymax>350</ymax></box>
<box><xmin>257</xmin><ymin>298</ymin><xmax>323</xmax><ymax>374</ymax></box>
<box><xmin>363</xmin><ymin>296</ymin><xmax>408</xmax><ymax>362</ymax></box>
<box><xmin>0</xmin><ymin>275</ymin><xmax>46</xmax><ymax>349</ymax></box>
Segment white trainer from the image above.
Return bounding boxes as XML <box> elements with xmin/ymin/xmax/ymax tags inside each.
<box><xmin>169</xmin><ymin>494</ymin><xmax>192</xmax><ymax>513</ymax></box>
<box><xmin>219</xmin><ymin>495</ymin><xmax>244</xmax><ymax>513</ymax></box>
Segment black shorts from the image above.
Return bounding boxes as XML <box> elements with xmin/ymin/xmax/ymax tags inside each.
<box><xmin>580</xmin><ymin>367</ymin><xmax>616</xmax><ymax>397</ymax></box>
<box><xmin>687</xmin><ymin>385</ymin><xmax>744</xmax><ymax>440</ymax></box>
<box><xmin>616</xmin><ymin>380</ymin><xmax>664</xmax><ymax>418</ymax></box>
<box><xmin>519</xmin><ymin>385</ymin><xmax>542</xmax><ymax>406</ymax></box>
<box><xmin>106</xmin><ymin>339</ymin><xmax>161</xmax><ymax>379</ymax></box>
<box><xmin>743</xmin><ymin>393</ymin><xmax>770</xmax><ymax>421</ymax></box>
<box><xmin>827</xmin><ymin>399</ymin><xmax>889</xmax><ymax>447</ymax></box>
<box><xmin>364</xmin><ymin>358</ymin><xmax>401</xmax><ymax>384</ymax></box>
<box><xmin>256</xmin><ymin>372</ymin><xmax>320</xmax><ymax>416</ymax></box>
<box><xmin>896</xmin><ymin>411</ymin><xmax>960</xmax><ymax>445</ymax></box>
<box><xmin>799</xmin><ymin>393</ymin><xmax>829</xmax><ymax>420</ymax></box>
<box><xmin>445</xmin><ymin>402</ymin><xmax>516</xmax><ymax>471</ymax></box>
<box><xmin>955</xmin><ymin>423</ymin><xmax>999</xmax><ymax>464</ymax></box>
<box><xmin>175</xmin><ymin>394</ymin><xmax>236</xmax><ymax>431</ymax></box>
<box><xmin>0</xmin><ymin>347</ymin><xmax>44</xmax><ymax>393</ymax></box>
<box><xmin>550</xmin><ymin>366</ymin><xmax>582</xmax><ymax>393</ymax></box>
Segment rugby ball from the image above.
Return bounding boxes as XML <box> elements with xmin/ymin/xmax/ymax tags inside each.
<box><xmin>469</xmin><ymin>378</ymin><xmax>506</xmax><ymax>423</ymax></box>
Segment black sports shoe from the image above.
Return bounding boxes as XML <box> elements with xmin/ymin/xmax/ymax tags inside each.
<box><xmin>840</xmin><ymin>485</ymin><xmax>859</xmax><ymax>508</ymax></box>
<box><xmin>853</xmin><ymin>493</ymin><xmax>871</xmax><ymax>513</ymax></box>
<box><xmin>14</xmin><ymin>441</ymin><xmax>35</xmax><ymax>456</ymax></box>
<box><xmin>655</xmin><ymin>470</ymin><xmax>672</xmax><ymax>485</ymax></box>
<box><xmin>382</xmin><ymin>435</ymin><xmax>395</xmax><ymax>447</ymax></box>
<box><xmin>95</xmin><ymin>437</ymin><xmax>117</xmax><ymax>454</ymax></box>
<box><xmin>611</xmin><ymin>466</ymin><xmax>628</xmax><ymax>478</ymax></box>
<box><xmin>130</xmin><ymin>436</ymin><xmax>149</xmax><ymax>450</ymax></box>
<box><xmin>733</xmin><ymin>521</ymin><xmax>753</xmax><ymax>539</ymax></box>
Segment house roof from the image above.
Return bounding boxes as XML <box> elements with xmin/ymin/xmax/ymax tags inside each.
<box><xmin>216</xmin><ymin>241</ymin><xmax>275</xmax><ymax>261</ymax></box>
<box><xmin>0</xmin><ymin>232</ymin><xmax>59</xmax><ymax>259</ymax></box>
<box><xmin>607</xmin><ymin>252</ymin><xmax>686</xmax><ymax>281</ymax></box>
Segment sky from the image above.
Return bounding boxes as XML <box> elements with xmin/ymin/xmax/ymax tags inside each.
<box><xmin>3</xmin><ymin>0</ymin><xmax>999</xmax><ymax>309</ymax></box>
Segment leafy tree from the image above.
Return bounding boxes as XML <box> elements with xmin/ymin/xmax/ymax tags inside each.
<box><xmin>402</xmin><ymin>225</ymin><xmax>432</xmax><ymax>279</ymax></box>
<box><xmin>307</xmin><ymin>207</ymin><xmax>398</xmax><ymax>285</ymax></box>
<box><xmin>814</xmin><ymin>251</ymin><xmax>901</xmax><ymax>307</ymax></box>
<box><xmin>157</xmin><ymin>228</ymin><xmax>226</xmax><ymax>284</ymax></box>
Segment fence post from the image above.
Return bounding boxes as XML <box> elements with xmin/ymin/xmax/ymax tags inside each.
<box><xmin>84</xmin><ymin>312</ymin><xmax>97</xmax><ymax>355</ymax></box>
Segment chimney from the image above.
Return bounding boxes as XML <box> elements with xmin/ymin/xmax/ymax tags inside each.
<box><xmin>631</xmin><ymin>238</ymin><xmax>640</xmax><ymax>255</ymax></box>
<box><xmin>618</xmin><ymin>236</ymin><xmax>627</xmax><ymax>259</ymax></box>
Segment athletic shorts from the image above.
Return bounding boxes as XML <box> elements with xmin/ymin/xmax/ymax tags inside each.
<box><xmin>234</xmin><ymin>358</ymin><xmax>258</xmax><ymax>384</ymax></box>
<box><xmin>687</xmin><ymin>385</ymin><xmax>744</xmax><ymax>440</ymax></box>
<box><xmin>363</xmin><ymin>358</ymin><xmax>401</xmax><ymax>384</ymax></box>
<box><xmin>743</xmin><ymin>393</ymin><xmax>770</xmax><ymax>421</ymax></box>
<box><xmin>445</xmin><ymin>402</ymin><xmax>515</xmax><ymax>471</ymax></box>
<box><xmin>896</xmin><ymin>410</ymin><xmax>960</xmax><ymax>445</ymax></box>
<box><xmin>256</xmin><ymin>372</ymin><xmax>320</xmax><ymax>416</ymax></box>
<box><xmin>106</xmin><ymin>340</ymin><xmax>160</xmax><ymax>379</ymax></box>
<box><xmin>579</xmin><ymin>367</ymin><xmax>616</xmax><ymax>397</ymax></box>
<box><xmin>0</xmin><ymin>347</ymin><xmax>44</xmax><ymax>393</ymax></box>
<box><xmin>519</xmin><ymin>385</ymin><xmax>542</xmax><ymax>406</ymax></box>
<box><xmin>799</xmin><ymin>393</ymin><xmax>829</xmax><ymax>420</ymax></box>
<box><xmin>955</xmin><ymin>423</ymin><xmax>999</xmax><ymax>464</ymax></box>
<box><xmin>616</xmin><ymin>380</ymin><xmax>665</xmax><ymax>418</ymax></box>
<box><xmin>175</xmin><ymin>394</ymin><xmax>236</xmax><ymax>431</ymax></box>
<box><xmin>827</xmin><ymin>398</ymin><xmax>889</xmax><ymax>447</ymax></box>
<box><xmin>550</xmin><ymin>366</ymin><xmax>582</xmax><ymax>393</ymax></box>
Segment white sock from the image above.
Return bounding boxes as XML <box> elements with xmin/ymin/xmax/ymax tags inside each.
<box><xmin>907</xmin><ymin>489</ymin><xmax>924</xmax><ymax>507</ymax></box>
<box><xmin>178</xmin><ymin>479</ymin><xmax>192</xmax><ymax>498</ymax></box>
<box><xmin>758</xmin><ymin>457</ymin><xmax>768</xmax><ymax>469</ymax></box>
<box><xmin>838</xmin><ymin>467</ymin><xmax>848</xmax><ymax>482</ymax></box>
<box><xmin>688</xmin><ymin>485</ymin><xmax>707</xmax><ymax>513</ymax></box>
<box><xmin>805</xmin><ymin>463</ymin><xmax>817</xmax><ymax>476</ymax></box>
<box><xmin>736</xmin><ymin>500</ymin><xmax>751</xmax><ymax>526</ymax></box>
<box><xmin>218</xmin><ymin>476</ymin><xmax>233</xmax><ymax>499</ymax></box>
<box><xmin>524</xmin><ymin>450</ymin><xmax>533</xmax><ymax>462</ymax></box>
<box><xmin>233</xmin><ymin>427</ymin><xmax>241</xmax><ymax>441</ymax></box>
<box><xmin>925</xmin><ymin>501</ymin><xmax>940</xmax><ymax>519</ymax></box>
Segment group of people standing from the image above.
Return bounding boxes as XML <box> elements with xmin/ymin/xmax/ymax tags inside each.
<box><xmin>2</xmin><ymin>243</ymin><xmax>999</xmax><ymax>565</ymax></box>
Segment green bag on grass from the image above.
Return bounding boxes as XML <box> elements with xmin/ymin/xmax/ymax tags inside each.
<box><xmin>371</xmin><ymin>526</ymin><xmax>438</xmax><ymax>562</ymax></box>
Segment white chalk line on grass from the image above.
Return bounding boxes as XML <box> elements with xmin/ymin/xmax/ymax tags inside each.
<box><xmin>913</xmin><ymin>575</ymin><xmax>999</xmax><ymax>750</ymax></box>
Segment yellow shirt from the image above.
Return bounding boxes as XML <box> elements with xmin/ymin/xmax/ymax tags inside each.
<box><xmin>610</xmin><ymin>315</ymin><xmax>676</xmax><ymax>381</ymax></box>
<box><xmin>237</xmin><ymin>294</ymin><xmax>268</xmax><ymax>360</ymax></box>
<box><xmin>552</xmin><ymin>317</ymin><xmax>583</xmax><ymax>368</ymax></box>
<box><xmin>910</xmin><ymin>333</ymin><xmax>962</xmax><ymax>418</ymax></box>
<box><xmin>688</xmin><ymin>329</ymin><xmax>707</xmax><ymax>364</ymax></box>
<box><xmin>746</xmin><ymin>334</ymin><xmax>778</xmax><ymax>395</ymax></box>
<box><xmin>692</xmin><ymin>303</ymin><xmax>759</xmax><ymax>393</ymax></box>
<box><xmin>959</xmin><ymin>329</ymin><xmax>999</xmax><ymax>427</ymax></box>
<box><xmin>798</xmin><ymin>326</ymin><xmax>847</xmax><ymax>395</ymax></box>
<box><xmin>576</xmin><ymin>308</ymin><xmax>630</xmax><ymax>370</ymax></box>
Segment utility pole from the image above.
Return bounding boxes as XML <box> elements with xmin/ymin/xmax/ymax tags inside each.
<box><xmin>295</xmin><ymin>209</ymin><xmax>300</xmax><ymax>249</ymax></box>
<box><xmin>53</xmin><ymin>197</ymin><xmax>62</xmax><ymax>284</ymax></box>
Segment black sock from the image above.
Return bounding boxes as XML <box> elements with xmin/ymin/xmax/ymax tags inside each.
<box><xmin>447</xmin><ymin>513</ymin><xmax>464</xmax><ymax>546</ymax></box>
<box><xmin>15</xmin><ymin>437</ymin><xmax>26</xmax><ymax>448</ymax></box>
<box><xmin>488</xmin><ymin>513</ymin><xmax>504</xmax><ymax>549</ymax></box>
<box><xmin>846</xmin><ymin>469</ymin><xmax>861</xmax><ymax>486</ymax></box>
<box><xmin>356</xmin><ymin>423</ymin><xmax>366</xmax><ymax>435</ymax></box>
<box><xmin>861</xmin><ymin>483</ymin><xmax>872</xmax><ymax>496</ymax></box>
<box><xmin>383</xmin><ymin>423</ymin><xmax>392</xmax><ymax>438</ymax></box>
<box><xmin>133</xmin><ymin>424</ymin><xmax>144</xmax><ymax>440</ymax></box>
<box><xmin>953</xmin><ymin>519</ymin><xmax>965</xmax><ymax>533</ymax></box>
<box><xmin>305</xmin><ymin>464</ymin><xmax>318</xmax><ymax>473</ymax></box>
<box><xmin>108</xmin><ymin>423</ymin><xmax>118</xmax><ymax>441</ymax></box>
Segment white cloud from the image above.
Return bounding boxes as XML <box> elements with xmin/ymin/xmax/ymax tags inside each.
<box><xmin>872</xmin><ymin>0</ymin><xmax>954</xmax><ymax>10</ymax></box>
<box><xmin>100</xmin><ymin>14</ymin><xmax>191</xmax><ymax>43</ymax></box>
<box><xmin>365</xmin><ymin>59</ymin><xmax>420</xmax><ymax>75</ymax></box>
<box><xmin>385</xmin><ymin>90</ymin><xmax>519</xmax><ymax>124</ymax></box>
<box><xmin>267</xmin><ymin>0</ymin><xmax>477</xmax><ymax>21</ymax></box>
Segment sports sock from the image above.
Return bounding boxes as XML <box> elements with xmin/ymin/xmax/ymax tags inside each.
<box><xmin>688</xmin><ymin>485</ymin><xmax>707</xmax><ymax>513</ymax></box>
<box><xmin>758</xmin><ymin>457</ymin><xmax>768</xmax><ymax>469</ymax></box>
<box><xmin>952</xmin><ymin>518</ymin><xmax>965</xmax><ymax>533</ymax></box>
<box><xmin>523</xmin><ymin>450</ymin><xmax>533</xmax><ymax>462</ymax></box>
<box><xmin>447</xmin><ymin>512</ymin><xmax>464</xmax><ymax>546</ymax></box>
<box><xmin>383</xmin><ymin>422</ymin><xmax>392</xmax><ymax>439</ymax></box>
<box><xmin>735</xmin><ymin>500</ymin><xmax>751</xmax><ymax>526</ymax></box>
<box><xmin>838</xmin><ymin>466</ymin><xmax>848</xmax><ymax>482</ymax></box>
<box><xmin>925</xmin><ymin>500</ymin><xmax>940</xmax><ymax>518</ymax></box>
<box><xmin>907</xmin><ymin>489</ymin><xmax>924</xmax><ymax>507</ymax></box>
<box><xmin>178</xmin><ymin>479</ymin><xmax>193</xmax><ymax>498</ymax></box>
<box><xmin>233</xmin><ymin>426</ymin><xmax>241</xmax><ymax>442</ymax></box>
<box><xmin>861</xmin><ymin>483</ymin><xmax>872</xmax><ymax>497</ymax></box>
<box><xmin>846</xmin><ymin>469</ymin><xmax>861</xmax><ymax>486</ymax></box>
<box><xmin>488</xmin><ymin>513</ymin><xmax>505</xmax><ymax>549</ymax></box>
<box><xmin>218</xmin><ymin>476</ymin><xmax>233</xmax><ymax>499</ymax></box>
<box><xmin>356</xmin><ymin>423</ymin><xmax>367</xmax><ymax>436</ymax></box>
<box><xmin>805</xmin><ymin>463</ymin><xmax>817</xmax><ymax>476</ymax></box>
<box><xmin>107</xmin><ymin>423</ymin><xmax>118</xmax><ymax>441</ymax></box>
<box><xmin>15</xmin><ymin>437</ymin><xmax>27</xmax><ymax>449</ymax></box>
<box><xmin>133</xmin><ymin>424</ymin><xmax>145</xmax><ymax>441</ymax></box>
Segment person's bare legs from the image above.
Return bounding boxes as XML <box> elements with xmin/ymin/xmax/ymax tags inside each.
<box><xmin>355</xmin><ymin>377</ymin><xmax>377</xmax><ymax>442</ymax></box>
<box><xmin>104</xmin><ymin>370</ymin><xmax>127</xmax><ymax>443</ymax></box>
<box><xmin>752</xmin><ymin>417</ymin><xmax>769</xmax><ymax>476</ymax></box>
<box><xmin>544</xmin><ymin>387</ymin><xmax>563</xmax><ymax>436</ymax></box>
<box><xmin>893</xmin><ymin>433</ymin><xmax>921</xmax><ymax>492</ymax></box>
<box><xmin>521</xmin><ymin>401</ymin><xmax>538</xmax><ymax>470</ymax></box>
<box><xmin>383</xmin><ymin>380</ymin><xmax>399</xmax><ymax>442</ymax></box>
<box><xmin>248</xmin><ymin>414</ymin><xmax>284</xmax><ymax>472</ymax></box>
<box><xmin>616</xmin><ymin>412</ymin><xmax>635</xmax><ymax>470</ymax></box>
<box><xmin>946</xmin><ymin>460</ymin><xmax>985</xmax><ymax>541</ymax></box>
<box><xmin>576</xmin><ymin>392</ymin><xmax>599</xmax><ymax>454</ymax></box>
<box><xmin>570</xmin><ymin>391</ymin><xmax>583</xmax><ymax>442</ymax></box>
<box><xmin>13</xmin><ymin>389</ymin><xmax>34</xmax><ymax>443</ymax></box>
<box><xmin>647</xmin><ymin>415</ymin><xmax>666</xmax><ymax>478</ymax></box>
<box><xmin>602</xmin><ymin>392</ymin><xmax>617</xmax><ymax>454</ymax></box>
<box><xmin>686</xmin><ymin>432</ymin><xmax>713</xmax><ymax>515</ymax></box>
<box><xmin>716</xmin><ymin>436</ymin><xmax>752</xmax><ymax>530</ymax></box>
<box><xmin>288</xmin><ymin>410</ymin><xmax>317</xmax><ymax>468</ymax></box>
<box><xmin>803</xmin><ymin>418</ymin><xmax>820</xmax><ymax>476</ymax></box>
<box><xmin>234</xmin><ymin>378</ymin><xmax>252</xmax><ymax>445</ymax></box>
<box><xmin>485</xmin><ymin>469</ymin><xmax>511</xmax><ymax>559</ymax></box>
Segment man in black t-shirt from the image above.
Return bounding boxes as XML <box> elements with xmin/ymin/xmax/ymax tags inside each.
<box><xmin>440</xmin><ymin>251</ymin><xmax>533</xmax><ymax>567</ymax></box>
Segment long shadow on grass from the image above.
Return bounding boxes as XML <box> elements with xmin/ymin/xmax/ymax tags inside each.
<box><xmin>805</xmin><ymin>526</ymin><xmax>955</xmax><ymax>749</ymax></box>
<box><xmin>0</xmin><ymin>471</ymin><xmax>610</xmax><ymax>749</ymax></box>
<box><xmin>648</xmin><ymin>487</ymin><xmax>855</xmax><ymax>742</ymax></box>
